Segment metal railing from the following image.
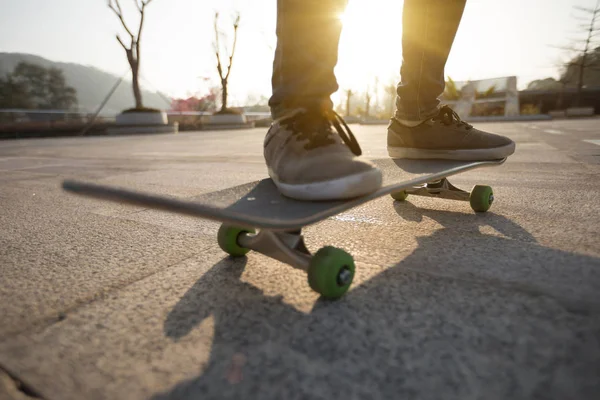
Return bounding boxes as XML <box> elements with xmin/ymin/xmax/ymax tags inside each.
<box><xmin>0</xmin><ymin>109</ymin><xmax>271</xmax><ymax>123</ymax></box>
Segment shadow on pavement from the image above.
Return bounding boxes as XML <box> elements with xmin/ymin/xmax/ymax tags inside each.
<box><xmin>387</xmin><ymin>201</ymin><xmax>599</xmax><ymax>312</ymax></box>
<box><xmin>393</xmin><ymin>200</ymin><xmax>536</xmax><ymax>243</ymax></box>
<box><xmin>155</xmin><ymin>206</ymin><xmax>600</xmax><ymax>399</ymax></box>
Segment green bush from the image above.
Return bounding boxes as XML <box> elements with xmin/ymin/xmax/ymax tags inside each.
<box><xmin>520</xmin><ymin>104</ymin><xmax>541</xmax><ymax>115</ymax></box>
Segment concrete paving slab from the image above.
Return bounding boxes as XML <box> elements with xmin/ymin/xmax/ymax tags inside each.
<box><xmin>0</xmin><ymin>247</ymin><xmax>598</xmax><ymax>400</ymax></box>
<box><xmin>0</xmin><ymin>182</ymin><xmax>216</xmax><ymax>338</ymax></box>
<box><xmin>1</xmin><ymin>122</ymin><xmax>599</xmax><ymax>399</ymax></box>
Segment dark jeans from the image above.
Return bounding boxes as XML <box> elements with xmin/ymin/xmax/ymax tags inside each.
<box><xmin>269</xmin><ymin>0</ymin><xmax>467</xmax><ymax>122</ymax></box>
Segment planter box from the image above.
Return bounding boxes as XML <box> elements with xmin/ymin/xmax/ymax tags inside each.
<box><xmin>548</xmin><ymin>110</ymin><xmax>567</xmax><ymax>118</ymax></box>
<box><xmin>202</xmin><ymin>113</ymin><xmax>254</xmax><ymax>130</ymax></box>
<box><xmin>107</xmin><ymin>123</ymin><xmax>179</xmax><ymax>135</ymax></box>
<box><xmin>360</xmin><ymin>119</ymin><xmax>389</xmax><ymax>125</ymax></box>
<box><xmin>116</xmin><ymin>111</ymin><xmax>168</xmax><ymax>126</ymax></box>
<box><xmin>566</xmin><ymin>107</ymin><xmax>595</xmax><ymax>117</ymax></box>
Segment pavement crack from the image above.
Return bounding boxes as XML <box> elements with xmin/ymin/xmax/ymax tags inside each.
<box><xmin>1</xmin><ymin>245</ymin><xmax>217</xmax><ymax>341</ymax></box>
<box><xmin>31</xmin><ymin>249</ymin><xmax>214</xmax><ymax>336</ymax></box>
<box><xmin>0</xmin><ymin>364</ymin><xmax>44</xmax><ymax>399</ymax></box>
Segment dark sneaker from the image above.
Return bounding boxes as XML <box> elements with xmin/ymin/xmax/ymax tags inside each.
<box><xmin>388</xmin><ymin>105</ymin><xmax>516</xmax><ymax>160</ymax></box>
<box><xmin>264</xmin><ymin>109</ymin><xmax>382</xmax><ymax>201</ymax></box>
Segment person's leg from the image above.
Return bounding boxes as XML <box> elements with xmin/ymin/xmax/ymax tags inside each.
<box><xmin>388</xmin><ymin>0</ymin><xmax>515</xmax><ymax>160</ymax></box>
<box><xmin>395</xmin><ymin>0</ymin><xmax>466</xmax><ymax>123</ymax></box>
<box><xmin>265</xmin><ymin>0</ymin><xmax>382</xmax><ymax>201</ymax></box>
<box><xmin>269</xmin><ymin>0</ymin><xmax>347</xmax><ymax>118</ymax></box>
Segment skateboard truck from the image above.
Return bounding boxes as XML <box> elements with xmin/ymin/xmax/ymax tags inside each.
<box><xmin>218</xmin><ymin>178</ymin><xmax>496</xmax><ymax>300</ymax></box>
<box><xmin>218</xmin><ymin>225</ymin><xmax>356</xmax><ymax>300</ymax></box>
<box><xmin>237</xmin><ymin>229</ymin><xmax>311</xmax><ymax>271</ymax></box>
<box><xmin>391</xmin><ymin>179</ymin><xmax>494</xmax><ymax>212</ymax></box>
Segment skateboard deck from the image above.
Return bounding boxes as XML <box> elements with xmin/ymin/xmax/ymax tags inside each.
<box><xmin>62</xmin><ymin>158</ymin><xmax>505</xmax><ymax>231</ymax></box>
<box><xmin>62</xmin><ymin>157</ymin><xmax>506</xmax><ymax>299</ymax></box>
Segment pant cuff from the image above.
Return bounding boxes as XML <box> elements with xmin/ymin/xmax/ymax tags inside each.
<box><xmin>393</xmin><ymin>99</ymin><xmax>440</xmax><ymax>122</ymax></box>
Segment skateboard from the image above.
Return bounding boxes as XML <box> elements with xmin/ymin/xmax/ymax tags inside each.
<box><xmin>62</xmin><ymin>158</ymin><xmax>505</xmax><ymax>299</ymax></box>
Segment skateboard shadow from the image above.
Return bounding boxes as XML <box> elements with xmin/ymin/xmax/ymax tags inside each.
<box><xmin>392</xmin><ymin>200</ymin><xmax>537</xmax><ymax>243</ymax></box>
<box><xmin>163</xmin><ymin>257</ymin><xmax>303</xmax><ymax>342</ymax></box>
<box><xmin>154</xmin><ymin>210</ymin><xmax>600</xmax><ymax>399</ymax></box>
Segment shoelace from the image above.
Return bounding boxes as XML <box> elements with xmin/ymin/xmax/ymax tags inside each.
<box><xmin>434</xmin><ymin>105</ymin><xmax>473</xmax><ymax>130</ymax></box>
<box><xmin>278</xmin><ymin>109</ymin><xmax>362</xmax><ymax>156</ymax></box>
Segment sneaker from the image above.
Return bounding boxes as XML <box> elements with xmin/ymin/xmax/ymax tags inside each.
<box><xmin>388</xmin><ymin>105</ymin><xmax>516</xmax><ymax>160</ymax></box>
<box><xmin>264</xmin><ymin>109</ymin><xmax>382</xmax><ymax>201</ymax></box>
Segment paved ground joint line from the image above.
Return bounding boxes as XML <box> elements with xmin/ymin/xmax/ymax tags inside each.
<box><xmin>1</xmin><ymin>247</ymin><xmax>215</xmax><ymax>341</ymax></box>
<box><xmin>0</xmin><ymin>365</ymin><xmax>44</xmax><ymax>399</ymax></box>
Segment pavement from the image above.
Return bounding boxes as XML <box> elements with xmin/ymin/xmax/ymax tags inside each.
<box><xmin>0</xmin><ymin>118</ymin><xmax>599</xmax><ymax>399</ymax></box>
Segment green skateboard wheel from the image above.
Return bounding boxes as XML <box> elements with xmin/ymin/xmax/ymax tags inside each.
<box><xmin>307</xmin><ymin>246</ymin><xmax>355</xmax><ymax>299</ymax></box>
<box><xmin>391</xmin><ymin>190</ymin><xmax>409</xmax><ymax>201</ymax></box>
<box><xmin>469</xmin><ymin>185</ymin><xmax>494</xmax><ymax>212</ymax></box>
<box><xmin>217</xmin><ymin>224</ymin><xmax>255</xmax><ymax>257</ymax></box>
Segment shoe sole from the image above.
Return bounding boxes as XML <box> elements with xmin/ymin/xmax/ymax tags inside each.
<box><xmin>387</xmin><ymin>142</ymin><xmax>516</xmax><ymax>161</ymax></box>
<box><xmin>269</xmin><ymin>168</ymin><xmax>383</xmax><ymax>201</ymax></box>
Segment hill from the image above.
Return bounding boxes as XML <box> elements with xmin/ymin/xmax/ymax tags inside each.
<box><xmin>0</xmin><ymin>53</ymin><xmax>170</xmax><ymax>115</ymax></box>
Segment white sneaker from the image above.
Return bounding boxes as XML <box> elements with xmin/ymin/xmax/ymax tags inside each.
<box><xmin>264</xmin><ymin>109</ymin><xmax>382</xmax><ymax>201</ymax></box>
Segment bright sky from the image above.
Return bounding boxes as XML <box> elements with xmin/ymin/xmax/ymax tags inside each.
<box><xmin>0</xmin><ymin>0</ymin><xmax>596</xmax><ymax>106</ymax></box>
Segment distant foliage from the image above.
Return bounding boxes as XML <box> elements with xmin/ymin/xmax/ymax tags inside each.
<box><xmin>561</xmin><ymin>46</ymin><xmax>600</xmax><ymax>88</ymax></box>
<box><xmin>475</xmin><ymin>85</ymin><xmax>497</xmax><ymax>99</ymax></box>
<box><xmin>0</xmin><ymin>62</ymin><xmax>78</xmax><ymax>109</ymax></box>
<box><xmin>526</xmin><ymin>78</ymin><xmax>564</xmax><ymax>91</ymax></box>
<box><xmin>520</xmin><ymin>103</ymin><xmax>541</xmax><ymax>115</ymax></box>
<box><xmin>443</xmin><ymin>77</ymin><xmax>461</xmax><ymax>100</ymax></box>
<box><xmin>171</xmin><ymin>91</ymin><xmax>218</xmax><ymax>113</ymax></box>
<box><xmin>526</xmin><ymin>47</ymin><xmax>600</xmax><ymax>91</ymax></box>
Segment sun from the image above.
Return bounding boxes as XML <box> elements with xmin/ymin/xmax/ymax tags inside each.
<box><xmin>335</xmin><ymin>0</ymin><xmax>403</xmax><ymax>95</ymax></box>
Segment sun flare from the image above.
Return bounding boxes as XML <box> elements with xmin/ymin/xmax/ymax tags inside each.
<box><xmin>336</xmin><ymin>0</ymin><xmax>404</xmax><ymax>96</ymax></box>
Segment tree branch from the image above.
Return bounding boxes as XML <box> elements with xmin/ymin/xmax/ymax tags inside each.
<box><xmin>136</xmin><ymin>0</ymin><xmax>154</xmax><ymax>13</ymax></box>
<box><xmin>225</xmin><ymin>14</ymin><xmax>240</xmax><ymax>81</ymax></box>
<box><xmin>214</xmin><ymin>12</ymin><xmax>225</xmax><ymax>80</ymax></box>
<box><xmin>116</xmin><ymin>35</ymin><xmax>128</xmax><ymax>51</ymax></box>
<box><xmin>574</xmin><ymin>5</ymin><xmax>596</xmax><ymax>14</ymax></box>
<box><xmin>108</xmin><ymin>0</ymin><xmax>135</xmax><ymax>40</ymax></box>
<box><xmin>137</xmin><ymin>0</ymin><xmax>146</xmax><ymax>48</ymax></box>
<box><xmin>115</xmin><ymin>0</ymin><xmax>123</xmax><ymax>16</ymax></box>
<box><xmin>550</xmin><ymin>44</ymin><xmax>584</xmax><ymax>52</ymax></box>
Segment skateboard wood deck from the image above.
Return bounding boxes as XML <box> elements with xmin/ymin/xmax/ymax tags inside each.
<box><xmin>62</xmin><ymin>158</ymin><xmax>505</xmax><ymax>231</ymax></box>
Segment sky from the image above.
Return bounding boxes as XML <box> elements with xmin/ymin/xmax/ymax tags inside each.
<box><xmin>0</xmin><ymin>0</ymin><xmax>597</xmax><ymax>107</ymax></box>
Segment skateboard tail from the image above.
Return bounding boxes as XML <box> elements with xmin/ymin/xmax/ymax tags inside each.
<box><xmin>62</xmin><ymin>180</ymin><xmax>261</xmax><ymax>230</ymax></box>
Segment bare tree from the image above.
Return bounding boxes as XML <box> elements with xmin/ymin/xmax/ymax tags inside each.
<box><xmin>108</xmin><ymin>0</ymin><xmax>154</xmax><ymax>110</ymax></box>
<box><xmin>384</xmin><ymin>83</ymin><xmax>397</xmax><ymax>117</ymax></box>
<box><xmin>373</xmin><ymin>77</ymin><xmax>379</xmax><ymax>114</ymax></box>
<box><xmin>365</xmin><ymin>85</ymin><xmax>372</xmax><ymax>118</ymax></box>
<box><xmin>344</xmin><ymin>89</ymin><xmax>353</xmax><ymax>117</ymax></box>
<box><xmin>556</xmin><ymin>0</ymin><xmax>600</xmax><ymax>106</ymax></box>
<box><xmin>214</xmin><ymin>12</ymin><xmax>240</xmax><ymax>113</ymax></box>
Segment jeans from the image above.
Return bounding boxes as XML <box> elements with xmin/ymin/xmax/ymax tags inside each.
<box><xmin>269</xmin><ymin>0</ymin><xmax>467</xmax><ymax>122</ymax></box>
